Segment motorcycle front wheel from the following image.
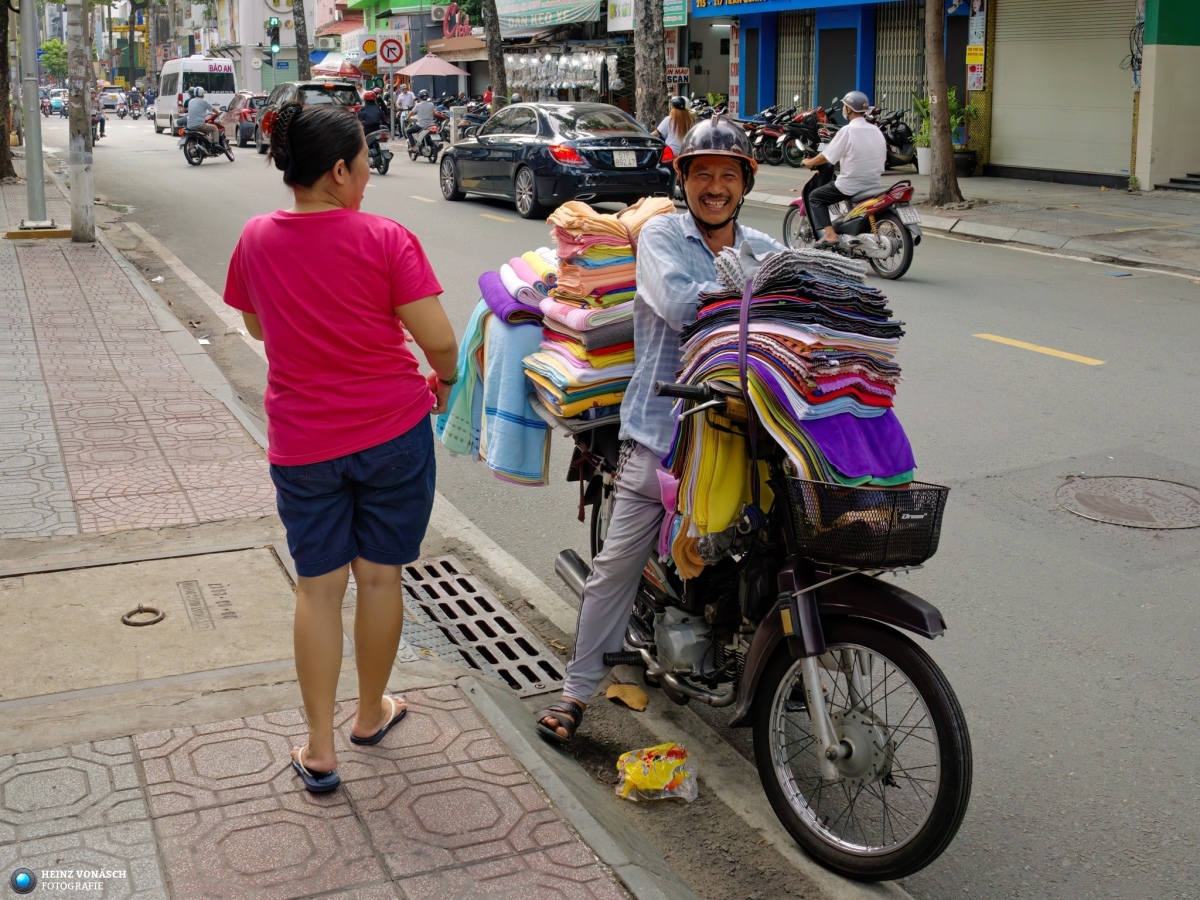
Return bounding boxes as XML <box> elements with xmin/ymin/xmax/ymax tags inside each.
<box><xmin>782</xmin><ymin>206</ymin><xmax>815</xmax><ymax>250</ymax></box>
<box><xmin>867</xmin><ymin>211</ymin><xmax>914</xmax><ymax>280</ymax></box>
<box><xmin>764</xmin><ymin>142</ymin><xmax>785</xmax><ymax>166</ymax></box>
<box><xmin>753</xmin><ymin>617</ymin><xmax>971</xmax><ymax>881</ymax></box>
<box><xmin>784</xmin><ymin>142</ymin><xmax>807</xmax><ymax>168</ymax></box>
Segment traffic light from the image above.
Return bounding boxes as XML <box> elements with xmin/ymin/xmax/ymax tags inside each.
<box><xmin>268</xmin><ymin>17</ymin><xmax>281</xmax><ymax>54</ymax></box>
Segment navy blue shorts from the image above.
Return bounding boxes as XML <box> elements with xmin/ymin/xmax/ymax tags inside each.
<box><xmin>270</xmin><ymin>419</ymin><xmax>436</xmax><ymax>578</ymax></box>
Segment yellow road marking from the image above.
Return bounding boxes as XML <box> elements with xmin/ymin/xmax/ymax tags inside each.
<box><xmin>409</xmin><ymin>195</ymin><xmax>436</xmax><ymax>203</ymax></box>
<box><xmin>974</xmin><ymin>334</ymin><xmax>1105</xmax><ymax>365</ymax></box>
<box><xmin>1111</xmin><ymin>223</ymin><xmax>1190</xmax><ymax>233</ymax></box>
<box><xmin>479</xmin><ymin>213</ymin><xmax>514</xmax><ymax>222</ymax></box>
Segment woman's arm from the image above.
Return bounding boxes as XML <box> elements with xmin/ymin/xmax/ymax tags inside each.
<box><xmin>396</xmin><ymin>296</ymin><xmax>459</xmax><ymax>413</ymax></box>
<box><xmin>241</xmin><ymin>312</ymin><xmax>263</xmax><ymax>340</ymax></box>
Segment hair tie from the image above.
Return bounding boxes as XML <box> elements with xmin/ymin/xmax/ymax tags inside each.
<box><xmin>276</xmin><ymin>103</ymin><xmax>302</xmax><ymax>151</ymax></box>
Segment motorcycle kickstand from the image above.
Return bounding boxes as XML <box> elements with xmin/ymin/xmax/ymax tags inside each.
<box><xmin>799</xmin><ymin>655</ymin><xmax>845</xmax><ymax>781</ymax></box>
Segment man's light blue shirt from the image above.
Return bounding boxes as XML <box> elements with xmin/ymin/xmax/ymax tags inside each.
<box><xmin>619</xmin><ymin>212</ymin><xmax>784</xmax><ymax>459</ymax></box>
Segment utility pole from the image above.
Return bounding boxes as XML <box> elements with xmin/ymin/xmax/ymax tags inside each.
<box><xmin>66</xmin><ymin>0</ymin><xmax>94</xmax><ymax>241</ymax></box>
<box><xmin>19</xmin><ymin>0</ymin><xmax>53</xmax><ymax>227</ymax></box>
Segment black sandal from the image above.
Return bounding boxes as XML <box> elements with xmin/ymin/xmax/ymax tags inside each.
<box><xmin>535</xmin><ymin>698</ymin><xmax>585</xmax><ymax>745</ymax></box>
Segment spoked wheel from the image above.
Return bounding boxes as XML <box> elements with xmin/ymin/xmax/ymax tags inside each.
<box><xmin>183</xmin><ymin>139</ymin><xmax>205</xmax><ymax>166</ymax></box>
<box><xmin>752</xmin><ymin>618</ymin><xmax>972</xmax><ymax>881</ymax></box>
<box><xmin>784</xmin><ymin>142</ymin><xmax>808</xmax><ymax>168</ymax></box>
<box><xmin>223</xmin><ymin>142</ymin><xmax>234</xmax><ymax>162</ymax></box>
<box><xmin>514</xmin><ymin>167</ymin><xmax>546</xmax><ymax>219</ymax></box>
<box><xmin>440</xmin><ymin>156</ymin><xmax>465</xmax><ymax>200</ymax></box>
<box><xmin>782</xmin><ymin>206</ymin><xmax>815</xmax><ymax>250</ymax></box>
<box><xmin>408</xmin><ymin>146</ymin><xmax>419</xmax><ymax>161</ymax></box>
<box><xmin>752</xmin><ymin>142</ymin><xmax>767</xmax><ymax>163</ymax></box>
<box><xmin>588</xmin><ymin>489</ymin><xmax>613</xmax><ymax>559</ymax></box>
<box><xmin>867</xmin><ymin>211</ymin><xmax>915</xmax><ymax>280</ymax></box>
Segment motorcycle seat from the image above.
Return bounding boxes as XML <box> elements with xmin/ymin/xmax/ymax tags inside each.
<box><xmin>848</xmin><ymin>188</ymin><xmax>883</xmax><ymax>203</ymax></box>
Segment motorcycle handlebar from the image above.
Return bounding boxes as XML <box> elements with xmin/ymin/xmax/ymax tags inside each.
<box><xmin>654</xmin><ymin>382</ymin><xmax>713</xmax><ymax>401</ymax></box>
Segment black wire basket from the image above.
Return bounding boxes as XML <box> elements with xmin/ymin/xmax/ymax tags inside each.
<box><xmin>785</xmin><ymin>479</ymin><xmax>950</xmax><ymax>568</ymax></box>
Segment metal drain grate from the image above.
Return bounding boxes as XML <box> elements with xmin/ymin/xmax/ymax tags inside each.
<box><xmin>400</xmin><ymin>555</ymin><xmax>564</xmax><ymax>698</ymax></box>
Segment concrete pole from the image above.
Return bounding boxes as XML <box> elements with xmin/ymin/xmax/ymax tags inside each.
<box><xmin>19</xmin><ymin>0</ymin><xmax>50</xmax><ymax>225</ymax></box>
<box><xmin>65</xmin><ymin>0</ymin><xmax>94</xmax><ymax>241</ymax></box>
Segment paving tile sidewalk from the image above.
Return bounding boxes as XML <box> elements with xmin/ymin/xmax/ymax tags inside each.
<box><xmin>748</xmin><ymin>167</ymin><xmax>1200</xmax><ymax>275</ymax></box>
<box><xmin>0</xmin><ymin>167</ymin><xmax>635</xmax><ymax>898</ymax></box>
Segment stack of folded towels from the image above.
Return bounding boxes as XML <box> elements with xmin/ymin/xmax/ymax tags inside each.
<box><xmin>665</xmin><ymin>247</ymin><xmax>917</xmax><ymax>535</ymax></box>
<box><xmin>479</xmin><ymin>249</ymin><xmax>559</xmax><ymax>325</ymax></box>
<box><xmin>524</xmin><ymin>198</ymin><xmax>675</xmax><ymax>420</ymax></box>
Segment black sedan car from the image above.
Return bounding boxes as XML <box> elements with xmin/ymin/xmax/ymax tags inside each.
<box><xmin>439</xmin><ymin>102</ymin><xmax>674</xmax><ymax>218</ymax></box>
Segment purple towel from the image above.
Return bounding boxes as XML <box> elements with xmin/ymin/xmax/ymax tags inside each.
<box><xmin>799</xmin><ymin>410</ymin><xmax>916</xmax><ymax>480</ymax></box>
<box><xmin>480</xmin><ymin>271</ymin><xmax>542</xmax><ymax>325</ymax></box>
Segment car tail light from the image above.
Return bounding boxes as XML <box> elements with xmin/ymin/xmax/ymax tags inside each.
<box><xmin>661</xmin><ymin>145</ymin><xmax>674</xmax><ymax>163</ymax></box>
<box><xmin>549</xmin><ymin>144</ymin><xmax>587</xmax><ymax>166</ymax></box>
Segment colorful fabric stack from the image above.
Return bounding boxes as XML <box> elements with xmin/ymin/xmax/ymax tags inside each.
<box><xmin>482</xmin><ymin>247</ymin><xmax>559</xmax><ymax>325</ymax></box>
<box><xmin>525</xmin><ymin>198</ymin><xmax>674</xmax><ymax>420</ymax></box>
<box><xmin>666</xmin><ymin>248</ymin><xmax>917</xmax><ymax>535</ymax></box>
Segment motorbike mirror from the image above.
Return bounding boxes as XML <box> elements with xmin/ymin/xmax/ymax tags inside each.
<box><xmin>831</xmin><ymin>96</ymin><xmax>840</xmax><ymax>105</ymax></box>
<box><xmin>880</xmin><ymin>93</ymin><xmax>887</xmax><ymax>102</ymax></box>
<box><xmin>793</xmin><ymin>95</ymin><xmax>800</xmax><ymax>103</ymax></box>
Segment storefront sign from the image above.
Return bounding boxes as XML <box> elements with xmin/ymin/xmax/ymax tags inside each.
<box><xmin>666</xmin><ymin>65</ymin><xmax>689</xmax><ymax>84</ymax></box>
<box><xmin>663</xmin><ymin>0</ymin><xmax>687</xmax><ymax>28</ymax></box>
<box><xmin>496</xmin><ymin>0</ymin><xmax>601</xmax><ymax>36</ymax></box>
<box><xmin>967</xmin><ymin>62</ymin><xmax>984</xmax><ymax>92</ymax></box>
<box><xmin>607</xmin><ymin>0</ymin><xmax>633</xmax><ymax>32</ymax></box>
<box><xmin>665</xmin><ymin>30</ymin><xmax>677</xmax><ymax>66</ymax></box>
<box><xmin>966</xmin><ymin>45</ymin><xmax>984</xmax><ymax>65</ymax></box>
<box><xmin>728</xmin><ymin>23</ymin><xmax>739</xmax><ymax>117</ymax></box>
<box><xmin>968</xmin><ymin>0</ymin><xmax>986</xmax><ymax>45</ymax></box>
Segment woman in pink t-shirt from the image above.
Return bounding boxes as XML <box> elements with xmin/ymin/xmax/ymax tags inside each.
<box><xmin>224</xmin><ymin>102</ymin><xmax>459</xmax><ymax>794</ymax></box>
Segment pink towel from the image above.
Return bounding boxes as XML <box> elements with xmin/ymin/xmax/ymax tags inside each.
<box><xmin>509</xmin><ymin>257</ymin><xmax>545</xmax><ymax>295</ymax></box>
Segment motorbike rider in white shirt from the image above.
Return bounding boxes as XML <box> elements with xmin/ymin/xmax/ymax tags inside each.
<box><xmin>802</xmin><ymin>91</ymin><xmax>887</xmax><ymax>249</ymax></box>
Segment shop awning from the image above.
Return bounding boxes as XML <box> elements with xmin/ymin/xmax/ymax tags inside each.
<box><xmin>424</xmin><ymin>36</ymin><xmax>489</xmax><ymax>63</ymax></box>
<box><xmin>496</xmin><ymin>0</ymin><xmax>601</xmax><ymax>37</ymax></box>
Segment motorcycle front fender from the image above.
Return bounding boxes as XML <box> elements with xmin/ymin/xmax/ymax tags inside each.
<box><xmin>727</xmin><ymin>573</ymin><xmax>947</xmax><ymax>727</ymax></box>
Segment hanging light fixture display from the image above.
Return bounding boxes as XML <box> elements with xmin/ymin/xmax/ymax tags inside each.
<box><xmin>504</xmin><ymin>50</ymin><xmax>617</xmax><ymax>95</ymax></box>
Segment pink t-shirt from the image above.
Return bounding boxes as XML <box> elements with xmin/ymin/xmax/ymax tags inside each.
<box><xmin>224</xmin><ymin>208</ymin><xmax>442</xmax><ymax>466</ymax></box>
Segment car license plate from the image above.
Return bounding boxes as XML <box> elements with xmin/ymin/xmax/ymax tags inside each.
<box><xmin>898</xmin><ymin>206</ymin><xmax>921</xmax><ymax>225</ymax></box>
<box><xmin>613</xmin><ymin>150</ymin><xmax>637</xmax><ymax>168</ymax></box>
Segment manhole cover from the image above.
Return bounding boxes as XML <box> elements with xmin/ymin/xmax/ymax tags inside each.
<box><xmin>1056</xmin><ymin>476</ymin><xmax>1200</xmax><ymax>529</ymax></box>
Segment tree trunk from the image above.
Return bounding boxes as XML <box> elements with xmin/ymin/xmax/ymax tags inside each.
<box><xmin>924</xmin><ymin>0</ymin><xmax>962</xmax><ymax>206</ymax></box>
<box><xmin>128</xmin><ymin>0</ymin><xmax>148</xmax><ymax>91</ymax></box>
<box><xmin>634</xmin><ymin>0</ymin><xmax>666</xmax><ymax>129</ymax></box>
<box><xmin>0</xmin><ymin>7</ymin><xmax>16</xmax><ymax>179</ymax></box>
<box><xmin>293</xmin><ymin>0</ymin><xmax>311</xmax><ymax>80</ymax></box>
<box><xmin>480</xmin><ymin>0</ymin><xmax>506</xmax><ymax>107</ymax></box>
<box><xmin>67</xmin><ymin>0</ymin><xmax>95</xmax><ymax>241</ymax></box>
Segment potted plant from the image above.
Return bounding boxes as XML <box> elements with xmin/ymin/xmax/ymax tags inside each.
<box><xmin>914</xmin><ymin>121</ymin><xmax>931</xmax><ymax>174</ymax></box>
<box><xmin>947</xmin><ymin>87</ymin><xmax>979</xmax><ymax>177</ymax></box>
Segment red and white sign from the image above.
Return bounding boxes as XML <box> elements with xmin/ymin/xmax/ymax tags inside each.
<box><xmin>728</xmin><ymin>24</ymin><xmax>740</xmax><ymax>117</ymax></box>
<box><xmin>379</xmin><ymin>38</ymin><xmax>404</xmax><ymax>66</ymax></box>
<box><xmin>664</xmin><ymin>30</ymin><xmax>677</xmax><ymax>67</ymax></box>
<box><xmin>666</xmin><ymin>66</ymin><xmax>689</xmax><ymax>85</ymax></box>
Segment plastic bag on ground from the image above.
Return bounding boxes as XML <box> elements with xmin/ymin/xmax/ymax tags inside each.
<box><xmin>615</xmin><ymin>742</ymin><xmax>698</xmax><ymax>803</ymax></box>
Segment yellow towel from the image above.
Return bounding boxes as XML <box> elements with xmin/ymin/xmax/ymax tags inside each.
<box><xmin>522</xmin><ymin>251</ymin><xmax>557</xmax><ymax>284</ymax></box>
<box><xmin>526</xmin><ymin>371</ymin><xmax>626</xmax><ymax>417</ymax></box>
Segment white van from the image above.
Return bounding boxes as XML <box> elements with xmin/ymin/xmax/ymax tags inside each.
<box><xmin>154</xmin><ymin>55</ymin><xmax>238</xmax><ymax>134</ymax></box>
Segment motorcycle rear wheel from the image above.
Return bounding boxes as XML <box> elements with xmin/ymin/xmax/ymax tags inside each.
<box><xmin>784</xmin><ymin>142</ymin><xmax>808</xmax><ymax>168</ymax></box>
<box><xmin>867</xmin><ymin>211</ymin><xmax>914</xmax><ymax>280</ymax></box>
<box><xmin>764</xmin><ymin>142</ymin><xmax>785</xmax><ymax>166</ymax></box>
<box><xmin>183</xmin><ymin>140</ymin><xmax>205</xmax><ymax>166</ymax></box>
<box><xmin>753</xmin><ymin>617</ymin><xmax>971</xmax><ymax>881</ymax></box>
<box><xmin>377</xmin><ymin>155</ymin><xmax>390</xmax><ymax>175</ymax></box>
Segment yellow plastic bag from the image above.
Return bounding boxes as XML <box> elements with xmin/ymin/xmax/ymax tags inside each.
<box><xmin>614</xmin><ymin>742</ymin><xmax>698</xmax><ymax>802</ymax></box>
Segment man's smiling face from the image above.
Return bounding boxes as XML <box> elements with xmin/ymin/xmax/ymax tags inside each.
<box><xmin>682</xmin><ymin>156</ymin><xmax>747</xmax><ymax>227</ymax></box>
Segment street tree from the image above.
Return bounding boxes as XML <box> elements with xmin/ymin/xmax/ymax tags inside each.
<box><xmin>924</xmin><ymin>0</ymin><xmax>963</xmax><ymax>205</ymax></box>
<box><xmin>293</xmin><ymin>0</ymin><xmax>312</xmax><ymax>79</ymax></box>
<box><xmin>634</xmin><ymin>0</ymin><xmax>667</xmax><ymax>129</ymax></box>
<box><xmin>41</xmin><ymin>39</ymin><xmax>70</xmax><ymax>81</ymax></box>
<box><xmin>0</xmin><ymin>9</ymin><xmax>15</xmax><ymax>179</ymax></box>
<box><xmin>479</xmin><ymin>0</ymin><xmax>507</xmax><ymax>107</ymax></box>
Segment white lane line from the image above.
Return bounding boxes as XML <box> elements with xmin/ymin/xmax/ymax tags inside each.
<box><xmin>124</xmin><ymin>221</ymin><xmax>267</xmax><ymax>362</ymax></box>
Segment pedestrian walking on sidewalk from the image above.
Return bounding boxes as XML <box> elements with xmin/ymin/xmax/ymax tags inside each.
<box><xmin>223</xmin><ymin>102</ymin><xmax>459</xmax><ymax>793</ymax></box>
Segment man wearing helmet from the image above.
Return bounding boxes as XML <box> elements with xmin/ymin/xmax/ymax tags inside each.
<box><xmin>186</xmin><ymin>86</ymin><xmax>218</xmax><ymax>144</ymax></box>
<box><xmin>407</xmin><ymin>89</ymin><xmax>436</xmax><ymax>149</ymax></box>
<box><xmin>357</xmin><ymin>90</ymin><xmax>386</xmax><ymax>133</ymax></box>
<box><xmin>535</xmin><ymin>115</ymin><xmax>784</xmax><ymax>745</ymax></box>
<box><xmin>802</xmin><ymin>91</ymin><xmax>887</xmax><ymax>248</ymax></box>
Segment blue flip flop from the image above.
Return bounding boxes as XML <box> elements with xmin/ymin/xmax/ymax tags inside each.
<box><xmin>349</xmin><ymin>695</ymin><xmax>408</xmax><ymax>746</ymax></box>
<box><xmin>291</xmin><ymin>747</ymin><xmax>341</xmax><ymax>793</ymax></box>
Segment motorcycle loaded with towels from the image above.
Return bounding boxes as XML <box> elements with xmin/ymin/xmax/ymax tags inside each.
<box><xmin>537</xmin><ymin>375</ymin><xmax>971</xmax><ymax>881</ymax></box>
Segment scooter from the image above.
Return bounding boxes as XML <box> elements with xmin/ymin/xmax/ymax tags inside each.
<box><xmin>178</xmin><ymin>113</ymin><xmax>234</xmax><ymax>165</ymax></box>
<box><xmin>408</xmin><ymin>114</ymin><xmax>445</xmax><ymax>164</ymax></box>
<box><xmin>90</xmin><ymin>113</ymin><xmax>104</xmax><ymax>143</ymax></box>
<box><xmin>783</xmin><ymin>161</ymin><xmax>922</xmax><ymax>280</ymax></box>
<box><xmin>539</xmin><ymin>368</ymin><xmax>970</xmax><ymax>881</ymax></box>
<box><xmin>131</xmin><ymin>105</ymin><xmax>142</xmax><ymax>121</ymax></box>
<box><xmin>117</xmin><ymin>103</ymin><xmax>128</xmax><ymax>119</ymax></box>
<box><xmin>365</xmin><ymin>129</ymin><xmax>393</xmax><ymax>175</ymax></box>
<box><xmin>869</xmin><ymin>97</ymin><xmax>916</xmax><ymax>171</ymax></box>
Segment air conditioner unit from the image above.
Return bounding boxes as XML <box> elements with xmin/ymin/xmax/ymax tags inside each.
<box><xmin>317</xmin><ymin>36</ymin><xmax>338</xmax><ymax>49</ymax></box>
<box><xmin>431</xmin><ymin>5</ymin><xmax>448</xmax><ymax>22</ymax></box>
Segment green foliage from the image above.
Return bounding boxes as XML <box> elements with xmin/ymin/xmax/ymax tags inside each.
<box><xmin>457</xmin><ymin>0</ymin><xmax>482</xmax><ymax>23</ymax></box>
<box><xmin>913</xmin><ymin>120</ymin><xmax>931</xmax><ymax>149</ymax></box>
<box><xmin>912</xmin><ymin>87</ymin><xmax>978</xmax><ymax>149</ymax></box>
<box><xmin>40</xmin><ymin>39</ymin><xmax>69</xmax><ymax>80</ymax></box>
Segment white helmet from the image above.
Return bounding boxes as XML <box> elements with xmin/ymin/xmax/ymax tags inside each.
<box><xmin>194</xmin><ymin>87</ymin><xmax>206</xmax><ymax>98</ymax></box>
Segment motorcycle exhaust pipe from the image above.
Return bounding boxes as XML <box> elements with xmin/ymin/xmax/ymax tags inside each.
<box><xmin>555</xmin><ymin>549</ymin><xmax>590</xmax><ymax>600</ymax></box>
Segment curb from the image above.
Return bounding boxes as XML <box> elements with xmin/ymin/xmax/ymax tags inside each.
<box><xmin>744</xmin><ymin>189</ymin><xmax>1200</xmax><ymax>277</ymax></box>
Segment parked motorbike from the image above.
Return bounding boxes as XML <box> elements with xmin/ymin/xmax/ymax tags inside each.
<box><xmin>869</xmin><ymin>96</ymin><xmax>916</xmax><ymax>171</ymax></box>
<box><xmin>783</xmin><ymin>98</ymin><xmax>842</xmax><ymax>168</ymax></box>
<box><xmin>365</xmin><ymin>129</ymin><xmax>393</xmax><ymax>175</ymax></box>
<box><xmin>783</xmin><ymin>162</ymin><xmax>922</xmax><ymax>279</ymax></box>
<box><xmin>178</xmin><ymin>114</ymin><xmax>234</xmax><ymax>165</ymax></box>
<box><xmin>543</xmin><ymin>376</ymin><xmax>971</xmax><ymax>881</ymax></box>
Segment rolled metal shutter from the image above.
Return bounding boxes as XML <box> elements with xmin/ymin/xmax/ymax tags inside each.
<box><xmin>992</xmin><ymin>0</ymin><xmax>1135</xmax><ymax>174</ymax></box>
<box><xmin>776</xmin><ymin>11</ymin><xmax>815</xmax><ymax>108</ymax></box>
<box><xmin>874</xmin><ymin>0</ymin><xmax>924</xmax><ymax>115</ymax></box>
